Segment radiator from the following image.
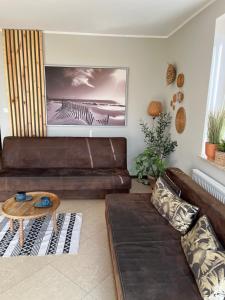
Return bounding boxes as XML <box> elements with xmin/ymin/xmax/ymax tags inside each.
<box><xmin>192</xmin><ymin>169</ymin><xmax>225</xmax><ymax>204</ymax></box>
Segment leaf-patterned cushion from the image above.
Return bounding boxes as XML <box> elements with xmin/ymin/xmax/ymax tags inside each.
<box><xmin>181</xmin><ymin>215</ymin><xmax>222</xmax><ymax>267</ymax></box>
<box><xmin>151</xmin><ymin>177</ymin><xmax>199</xmax><ymax>234</ymax></box>
<box><xmin>189</xmin><ymin>249</ymin><xmax>225</xmax><ymax>300</ymax></box>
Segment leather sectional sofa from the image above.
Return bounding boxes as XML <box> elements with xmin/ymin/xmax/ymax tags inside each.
<box><xmin>105</xmin><ymin>168</ymin><xmax>225</xmax><ymax>300</ymax></box>
<box><xmin>0</xmin><ymin>136</ymin><xmax>131</xmax><ymax>201</ymax></box>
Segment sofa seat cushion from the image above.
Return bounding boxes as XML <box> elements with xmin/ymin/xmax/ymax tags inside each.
<box><xmin>106</xmin><ymin>193</ymin><xmax>202</xmax><ymax>300</ymax></box>
<box><xmin>0</xmin><ymin>168</ymin><xmax>131</xmax><ymax>191</ymax></box>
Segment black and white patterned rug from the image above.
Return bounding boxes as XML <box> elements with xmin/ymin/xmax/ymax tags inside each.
<box><xmin>0</xmin><ymin>212</ymin><xmax>82</xmax><ymax>257</ymax></box>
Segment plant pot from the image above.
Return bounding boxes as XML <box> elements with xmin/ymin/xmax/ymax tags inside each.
<box><xmin>148</xmin><ymin>175</ymin><xmax>157</xmax><ymax>192</ymax></box>
<box><xmin>205</xmin><ymin>142</ymin><xmax>217</xmax><ymax>160</ymax></box>
<box><xmin>215</xmin><ymin>151</ymin><xmax>225</xmax><ymax>167</ymax></box>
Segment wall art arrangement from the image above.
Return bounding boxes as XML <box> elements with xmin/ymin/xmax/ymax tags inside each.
<box><xmin>45</xmin><ymin>66</ymin><xmax>128</xmax><ymax>126</ymax></box>
<box><xmin>166</xmin><ymin>64</ymin><xmax>186</xmax><ymax>134</ymax></box>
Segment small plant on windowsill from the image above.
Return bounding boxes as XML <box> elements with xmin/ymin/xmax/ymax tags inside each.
<box><xmin>134</xmin><ymin>112</ymin><xmax>177</xmax><ymax>188</ymax></box>
<box><xmin>215</xmin><ymin>140</ymin><xmax>225</xmax><ymax>167</ymax></box>
<box><xmin>205</xmin><ymin>110</ymin><xmax>225</xmax><ymax>161</ymax></box>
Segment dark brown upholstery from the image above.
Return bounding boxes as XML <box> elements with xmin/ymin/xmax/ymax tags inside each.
<box><xmin>0</xmin><ymin>136</ymin><xmax>131</xmax><ymax>201</ymax></box>
<box><xmin>2</xmin><ymin>137</ymin><xmax>127</xmax><ymax>169</ymax></box>
<box><xmin>166</xmin><ymin>168</ymin><xmax>225</xmax><ymax>248</ymax></box>
<box><xmin>105</xmin><ymin>168</ymin><xmax>225</xmax><ymax>300</ymax></box>
<box><xmin>106</xmin><ymin>194</ymin><xmax>201</xmax><ymax>300</ymax></box>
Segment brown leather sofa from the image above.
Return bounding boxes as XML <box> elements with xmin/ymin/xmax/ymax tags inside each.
<box><xmin>0</xmin><ymin>136</ymin><xmax>131</xmax><ymax>201</ymax></box>
<box><xmin>105</xmin><ymin>168</ymin><xmax>225</xmax><ymax>300</ymax></box>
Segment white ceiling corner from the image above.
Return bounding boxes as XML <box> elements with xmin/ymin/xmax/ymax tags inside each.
<box><xmin>0</xmin><ymin>0</ymin><xmax>216</xmax><ymax>38</ymax></box>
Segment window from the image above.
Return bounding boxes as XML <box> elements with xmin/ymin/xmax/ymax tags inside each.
<box><xmin>202</xmin><ymin>14</ymin><xmax>225</xmax><ymax>156</ymax></box>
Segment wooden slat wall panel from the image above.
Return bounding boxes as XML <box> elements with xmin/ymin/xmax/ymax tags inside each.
<box><xmin>3</xmin><ymin>29</ymin><xmax>46</xmax><ymax>137</ymax></box>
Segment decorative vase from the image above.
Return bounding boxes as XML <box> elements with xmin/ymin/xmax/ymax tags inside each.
<box><xmin>205</xmin><ymin>142</ymin><xmax>217</xmax><ymax>160</ymax></box>
<box><xmin>148</xmin><ymin>175</ymin><xmax>157</xmax><ymax>192</ymax></box>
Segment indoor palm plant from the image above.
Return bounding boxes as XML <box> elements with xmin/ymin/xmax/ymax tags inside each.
<box><xmin>135</xmin><ymin>113</ymin><xmax>177</xmax><ymax>187</ymax></box>
<box><xmin>205</xmin><ymin>110</ymin><xmax>225</xmax><ymax>160</ymax></box>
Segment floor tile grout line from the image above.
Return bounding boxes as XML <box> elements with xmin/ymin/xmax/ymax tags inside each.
<box><xmin>49</xmin><ymin>263</ymin><xmax>88</xmax><ymax>294</ymax></box>
<box><xmin>82</xmin><ymin>272</ymin><xmax>114</xmax><ymax>299</ymax></box>
<box><xmin>0</xmin><ymin>260</ymin><xmax>52</xmax><ymax>296</ymax></box>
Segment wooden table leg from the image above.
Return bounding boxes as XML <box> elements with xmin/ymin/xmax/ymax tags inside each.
<box><xmin>52</xmin><ymin>212</ymin><xmax>57</xmax><ymax>233</ymax></box>
<box><xmin>9</xmin><ymin>219</ymin><xmax>13</xmax><ymax>232</ymax></box>
<box><xmin>19</xmin><ymin>219</ymin><xmax>24</xmax><ymax>247</ymax></box>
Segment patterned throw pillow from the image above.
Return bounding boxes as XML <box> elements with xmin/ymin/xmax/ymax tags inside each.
<box><xmin>151</xmin><ymin>177</ymin><xmax>199</xmax><ymax>235</ymax></box>
<box><xmin>189</xmin><ymin>249</ymin><xmax>225</xmax><ymax>300</ymax></box>
<box><xmin>181</xmin><ymin>215</ymin><xmax>222</xmax><ymax>266</ymax></box>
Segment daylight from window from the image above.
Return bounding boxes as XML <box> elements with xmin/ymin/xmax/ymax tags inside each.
<box><xmin>202</xmin><ymin>14</ymin><xmax>225</xmax><ymax>156</ymax></box>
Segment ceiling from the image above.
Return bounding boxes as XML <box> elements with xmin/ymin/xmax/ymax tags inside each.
<box><xmin>0</xmin><ymin>0</ymin><xmax>215</xmax><ymax>37</ymax></box>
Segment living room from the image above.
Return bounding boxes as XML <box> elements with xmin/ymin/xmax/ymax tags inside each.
<box><xmin>0</xmin><ymin>0</ymin><xmax>225</xmax><ymax>299</ymax></box>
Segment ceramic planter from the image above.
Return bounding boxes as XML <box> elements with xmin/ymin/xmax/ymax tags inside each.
<box><xmin>205</xmin><ymin>142</ymin><xmax>217</xmax><ymax>160</ymax></box>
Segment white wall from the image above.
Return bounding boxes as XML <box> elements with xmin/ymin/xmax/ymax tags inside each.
<box><xmin>1</xmin><ymin>0</ymin><xmax>225</xmax><ymax>183</ymax></box>
<box><xmin>0</xmin><ymin>33</ymin><xmax>167</xmax><ymax>172</ymax></box>
<box><xmin>166</xmin><ymin>0</ymin><xmax>225</xmax><ymax>185</ymax></box>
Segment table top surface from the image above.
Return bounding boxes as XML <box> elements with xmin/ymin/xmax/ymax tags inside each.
<box><xmin>2</xmin><ymin>192</ymin><xmax>60</xmax><ymax>220</ymax></box>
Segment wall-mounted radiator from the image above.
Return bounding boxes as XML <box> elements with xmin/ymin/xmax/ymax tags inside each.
<box><xmin>192</xmin><ymin>169</ymin><xmax>225</xmax><ymax>204</ymax></box>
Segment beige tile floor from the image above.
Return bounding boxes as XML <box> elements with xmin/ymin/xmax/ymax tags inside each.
<box><xmin>0</xmin><ymin>180</ymin><xmax>150</xmax><ymax>300</ymax></box>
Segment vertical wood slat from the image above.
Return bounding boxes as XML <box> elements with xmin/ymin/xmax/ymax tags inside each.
<box><xmin>3</xmin><ymin>30</ymin><xmax>15</xmax><ymax>136</ymax></box>
<box><xmin>39</xmin><ymin>31</ymin><xmax>47</xmax><ymax>137</ymax></box>
<box><xmin>22</xmin><ymin>30</ymin><xmax>32</xmax><ymax>137</ymax></box>
<box><xmin>26</xmin><ymin>31</ymin><xmax>36</xmax><ymax>136</ymax></box>
<box><xmin>15</xmin><ymin>30</ymin><xmax>25</xmax><ymax>137</ymax></box>
<box><xmin>10</xmin><ymin>30</ymin><xmax>21</xmax><ymax>137</ymax></box>
<box><xmin>31</xmin><ymin>31</ymin><xmax>39</xmax><ymax>137</ymax></box>
<box><xmin>35</xmin><ymin>31</ymin><xmax>42</xmax><ymax>137</ymax></box>
<box><xmin>3</xmin><ymin>29</ymin><xmax>46</xmax><ymax>137</ymax></box>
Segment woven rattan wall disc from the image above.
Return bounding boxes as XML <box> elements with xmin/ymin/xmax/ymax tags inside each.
<box><xmin>166</xmin><ymin>64</ymin><xmax>176</xmax><ymax>85</ymax></box>
<box><xmin>175</xmin><ymin>107</ymin><xmax>186</xmax><ymax>133</ymax></box>
<box><xmin>177</xmin><ymin>73</ymin><xmax>185</xmax><ymax>88</ymax></box>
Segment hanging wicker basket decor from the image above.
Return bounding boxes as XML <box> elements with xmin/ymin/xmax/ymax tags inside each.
<box><xmin>175</xmin><ymin>107</ymin><xmax>186</xmax><ymax>133</ymax></box>
<box><xmin>177</xmin><ymin>73</ymin><xmax>185</xmax><ymax>88</ymax></box>
<box><xmin>177</xmin><ymin>91</ymin><xmax>184</xmax><ymax>103</ymax></box>
<box><xmin>166</xmin><ymin>64</ymin><xmax>176</xmax><ymax>85</ymax></box>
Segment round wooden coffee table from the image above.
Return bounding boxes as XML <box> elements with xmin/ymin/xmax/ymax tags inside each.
<box><xmin>2</xmin><ymin>192</ymin><xmax>60</xmax><ymax>247</ymax></box>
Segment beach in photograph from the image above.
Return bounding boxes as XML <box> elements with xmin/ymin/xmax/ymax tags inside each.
<box><xmin>45</xmin><ymin>66</ymin><xmax>127</xmax><ymax>126</ymax></box>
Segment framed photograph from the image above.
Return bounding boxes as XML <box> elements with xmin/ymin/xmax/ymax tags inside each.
<box><xmin>45</xmin><ymin>65</ymin><xmax>128</xmax><ymax>126</ymax></box>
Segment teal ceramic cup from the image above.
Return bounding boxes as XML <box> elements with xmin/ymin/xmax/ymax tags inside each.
<box><xmin>40</xmin><ymin>196</ymin><xmax>51</xmax><ymax>206</ymax></box>
<box><xmin>16</xmin><ymin>191</ymin><xmax>26</xmax><ymax>201</ymax></box>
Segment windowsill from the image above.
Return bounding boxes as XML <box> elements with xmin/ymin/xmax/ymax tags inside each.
<box><xmin>199</xmin><ymin>155</ymin><xmax>225</xmax><ymax>172</ymax></box>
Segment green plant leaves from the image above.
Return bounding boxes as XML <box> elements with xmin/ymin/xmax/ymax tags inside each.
<box><xmin>134</xmin><ymin>113</ymin><xmax>177</xmax><ymax>180</ymax></box>
<box><xmin>207</xmin><ymin>110</ymin><xmax>225</xmax><ymax>144</ymax></box>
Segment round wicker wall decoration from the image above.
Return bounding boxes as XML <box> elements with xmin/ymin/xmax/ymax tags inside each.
<box><xmin>177</xmin><ymin>73</ymin><xmax>185</xmax><ymax>88</ymax></box>
<box><xmin>177</xmin><ymin>91</ymin><xmax>184</xmax><ymax>103</ymax></box>
<box><xmin>166</xmin><ymin>64</ymin><xmax>176</xmax><ymax>85</ymax></box>
<box><xmin>175</xmin><ymin>107</ymin><xmax>186</xmax><ymax>134</ymax></box>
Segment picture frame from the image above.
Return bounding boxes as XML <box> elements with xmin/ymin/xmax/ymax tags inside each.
<box><xmin>45</xmin><ymin>65</ymin><xmax>128</xmax><ymax>126</ymax></box>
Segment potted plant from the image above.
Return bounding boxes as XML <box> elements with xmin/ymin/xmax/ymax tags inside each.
<box><xmin>135</xmin><ymin>113</ymin><xmax>177</xmax><ymax>189</ymax></box>
<box><xmin>205</xmin><ymin>110</ymin><xmax>225</xmax><ymax>160</ymax></box>
<box><xmin>215</xmin><ymin>140</ymin><xmax>225</xmax><ymax>167</ymax></box>
<box><xmin>135</xmin><ymin>148</ymin><xmax>166</xmax><ymax>188</ymax></box>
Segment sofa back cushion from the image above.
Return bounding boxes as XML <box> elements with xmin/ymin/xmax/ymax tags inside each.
<box><xmin>151</xmin><ymin>177</ymin><xmax>199</xmax><ymax>235</ymax></box>
<box><xmin>166</xmin><ymin>168</ymin><xmax>225</xmax><ymax>248</ymax></box>
<box><xmin>2</xmin><ymin>137</ymin><xmax>127</xmax><ymax>169</ymax></box>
